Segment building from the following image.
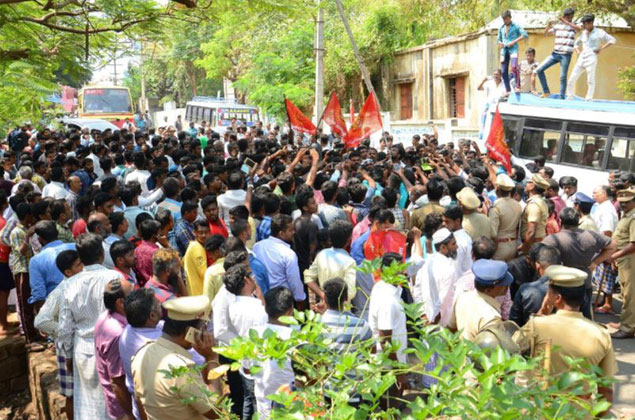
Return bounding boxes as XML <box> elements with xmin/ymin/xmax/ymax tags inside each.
<box><xmin>382</xmin><ymin>10</ymin><xmax>635</xmax><ymax>143</ymax></box>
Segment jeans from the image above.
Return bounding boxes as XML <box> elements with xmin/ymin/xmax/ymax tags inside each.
<box><xmin>501</xmin><ymin>50</ymin><xmax>519</xmax><ymax>92</ymax></box>
<box><xmin>241</xmin><ymin>373</ymin><xmax>256</xmax><ymax>420</ymax></box>
<box><xmin>535</xmin><ymin>52</ymin><xmax>572</xmax><ymax>98</ymax></box>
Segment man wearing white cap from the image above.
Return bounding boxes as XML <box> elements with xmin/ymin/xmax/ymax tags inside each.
<box><xmin>456</xmin><ymin>187</ymin><xmax>492</xmax><ymax>241</ymax></box>
<box><xmin>447</xmin><ymin>259</ymin><xmax>511</xmax><ymax>341</ymax></box>
<box><xmin>515</xmin><ymin>265</ymin><xmax>616</xmax><ymax>409</ymax></box>
<box><xmin>131</xmin><ymin>295</ymin><xmax>222</xmax><ymax>420</ymax></box>
<box><xmin>489</xmin><ymin>173</ymin><xmax>522</xmax><ymax>261</ymax></box>
<box><xmin>414</xmin><ymin>228</ymin><xmax>459</xmax><ymax>325</ymax></box>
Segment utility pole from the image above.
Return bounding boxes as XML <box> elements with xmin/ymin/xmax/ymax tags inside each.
<box><xmin>140</xmin><ymin>42</ymin><xmax>147</xmax><ymax>113</ymax></box>
<box><xmin>313</xmin><ymin>0</ymin><xmax>324</xmax><ymax>126</ymax></box>
<box><xmin>112</xmin><ymin>47</ymin><xmax>118</xmax><ymax>85</ymax></box>
<box><xmin>334</xmin><ymin>0</ymin><xmax>375</xmax><ymax>97</ymax></box>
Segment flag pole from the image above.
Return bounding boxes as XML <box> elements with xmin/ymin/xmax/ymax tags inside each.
<box><xmin>283</xmin><ymin>95</ymin><xmax>294</xmax><ymax>140</ymax></box>
<box><xmin>316</xmin><ymin>91</ymin><xmax>332</xmax><ymax>130</ymax></box>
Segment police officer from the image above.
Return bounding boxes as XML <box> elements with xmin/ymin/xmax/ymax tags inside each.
<box><xmin>574</xmin><ymin>192</ymin><xmax>598</xmax><ymax>231</ymax></box>
<box><xmin>457</xmin><ymin>187</ymin><xmax>493</xmax><ymax>241</ymax></box>
<box><xmin>611</xmin><ymin>188</ymin><xmax>635</xmax><ymax>339</ymax></box>
<box><xmin>515</xmin><ymin>265</ymin><xmax>617</xmax><ymax>406</ymax></box>
<box><xmin>131</xmin><ymin>296</ymin><xmax>221</xmax><ymax>420</ymax></box>
<box><xmin>447</xmin><ymin>259</ymin><xmax>512</xmax><ymax>341</ymax></box>
<box><xmin>519</xmin><ymin>173</ymin><xmax>549</xmax><ymax>254</ymax></box>
<box><xmin>489</xmin><ymin>174</ymin><xmax>522</xmax><ymax>261</ymax></box>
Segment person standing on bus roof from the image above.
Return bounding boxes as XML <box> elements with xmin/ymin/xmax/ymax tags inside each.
<box><xmin>566</xmin><ymin>14</ymin><xmax>615</xmax><ymax>100</ymax></box>
<box><xmin>536</xmin><ymin>8</ymin><xmax>580</xmax><ymax>99</ymax></box>
<box><xmin>497</xmin><ymin>10</ymin><xmax>529</xmax><ymax>93</ymax></box>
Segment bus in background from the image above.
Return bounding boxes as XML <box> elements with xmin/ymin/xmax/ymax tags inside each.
<box><xmin>485</xmin><ymin>93</ymin><xmax>635</xmax><ymax>196</ymax></box>
<box><xmin>185</xmin><ymin>96</ymin><xmax>259</xmax><ymax>135</ymax></box>
<box><xmin>78</xmin><ymin>86</ymin><xmax>134</xmax><ymax>128</ymax></box>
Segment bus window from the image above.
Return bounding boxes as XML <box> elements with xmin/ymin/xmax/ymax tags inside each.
<box><xmin>197</xmin><ymin>107</ymin><xmax>204</xmax><ymax>121</ymax></box>
<box><xmin>607</xmin><ymin>138</ymin><xmax>635</xmax><ymax>171</ymax></box>
<box><xmin>519</xmin><ymin>126</ymin><xmax>562</xmax><ymax>162</ymax></box>
<box><xmin>561</xmin><ymin>123</ymin><xmax>609</xmax><ymax>168</ymax></box>
<box><xmin>501</xmin><ymin>117</ymin><xmax>519</xmax><ymax>153</ymax></box>
<box><xmin>185</xmin><ymin>105</ymin><xmax>191</xmax><ymax>121</ymax></box>
<box><xmin>203</xmin><ymin>107</ymin><xmax>212</xmax><ymax>122</ymax></box>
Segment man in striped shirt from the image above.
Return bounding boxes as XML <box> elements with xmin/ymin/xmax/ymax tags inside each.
<box><xmin>536</xmin><ymin>8</ymin><xmax>580</xmax><ymax>99</ymax></box>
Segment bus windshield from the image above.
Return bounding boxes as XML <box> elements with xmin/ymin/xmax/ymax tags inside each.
<box><xmin>83</xmin><ymin>89</ymin><xmax>132</xmax><ymax>113</ymax></box>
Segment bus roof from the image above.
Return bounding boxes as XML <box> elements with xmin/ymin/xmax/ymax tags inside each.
<box><xmin>80</xmin><ymin>85</ymin><xmax>130</xmax><ymax>90</ymax></box>
<box><xmin>187</xmin><ymin>96</ymin><xmax>258</xmax><ymax>109</ymax></box>
<box><xmin>498</xmin><ymin>93</ymin><xmax>635</xmax><ymax>126</ymax></box>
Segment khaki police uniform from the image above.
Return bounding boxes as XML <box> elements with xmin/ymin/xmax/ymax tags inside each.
<box><xmin>410</xmin><ymin>201</ymin><xmax>445</xmax><ymax>230</ymax></box>
<box><xmin>489</xmin><ymin>197</ymin><xmax>522</xmax><ymax>261</ymax></box>
<box><xmin>131</xmin><ymin>295</ymin><xmax>214</xmax><ymax>420</ymax></box>
<box><xmin>614</xmin><ymin>199</ymin><xmax>635</xmax><ymax>334</ymax></box>
<box><xmin>515</xmin><ymin>265</ymin><xmax>618</xmax><ymax>378</ymax></box>
<box><xmin>462</xmin><ymin>212</ymin><xmax>493</xmax><ymax>241</ymax></box>
<box><xmin>448</xmin><ymin>290</ymin><xmax>503</xmax><ymax>341</ymax></box>
<box><xmin>520</xmin><ymin>195</ymin><xmax>548</xmax><ymax>243</ymax></box>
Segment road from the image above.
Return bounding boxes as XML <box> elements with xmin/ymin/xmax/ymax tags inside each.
<box><xmin>596</xmin><ymin>296</ymin><xmax>635</xmax><ymax>419</ymax></box>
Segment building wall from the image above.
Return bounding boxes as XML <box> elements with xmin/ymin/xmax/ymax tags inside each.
<box><xmin>386</xmin><ymin>28</ymin><xmax>635</xmax><ymax>137</ymax></box>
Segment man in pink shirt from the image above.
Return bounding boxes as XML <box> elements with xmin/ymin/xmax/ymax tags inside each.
<box><xmin>133</xmin><ymin>219</ymin><xmax>161</xmax><ymax>287</ymax></box>
<box><xmin>95</xmin><ymin>278</ymin><xmax>134</xmax><ymax>420</ymax></box>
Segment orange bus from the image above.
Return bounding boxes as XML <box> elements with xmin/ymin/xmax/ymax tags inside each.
<box><xmin>77</xmin><ymin>86</ymin><xmax>134</xmax><ymax>128</ymax></box>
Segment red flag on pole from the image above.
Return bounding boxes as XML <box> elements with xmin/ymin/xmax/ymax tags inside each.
<box><xmin>485</xmin><ymin>105</ymin><xmax>512</xmax><ymax>173</ymax></box>
<box><xmin>285</xmin><ymin>97</ymin><xmax>316</xmax><ymax>135</ymax></box>
<box><xmin>349</xmin><ymin>99</ymin><xmax>355</xmax><ymax>125</ymax></box>
<box><xmin>322</xmin><ymin>92</ymin><xmax>347</xmax><ymax>137</ymax></box>
<box><xmin>343</xmin><ymin>92</ymin><xmax>382</xmax><ymax>149</ymax></box>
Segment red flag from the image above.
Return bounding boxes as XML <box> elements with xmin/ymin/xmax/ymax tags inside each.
<box><xmin>364</xmin><ymin>229</ymin><xmax>407</xmax><ymax>262</ymax></box>
<box><xmin>349</xmin><ymin>99</ymin><xmax>355</xmax><ymax>125</ymax></box>
<box><xmin>343</xmin><ymin>92</ymin><xmax>382</xmax><ymax>148</ymax></box>
<box><xmin>322</xmin><ymin>92</ymin><xmax>347</xmax><ymax>137</ymax></box>
<box><xmin>485</xmin><ymin>106</ymin><xmax>512</xmax><ymax>173</ymax></box>
<box><xmin>285</xmin><ymin>97</ymin><xmax>316</xmax><ymax>135</ymax></box>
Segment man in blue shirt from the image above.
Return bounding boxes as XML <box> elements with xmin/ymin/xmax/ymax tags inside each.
<box><xmin>497</xmin><ymin>10</ymin><xmax>529</xmax><ymax>93</ymax></box>
<box><xmin>28</xmin><ymin>221</ymin><xmax>76</xmax><ymax>310</ymax></box>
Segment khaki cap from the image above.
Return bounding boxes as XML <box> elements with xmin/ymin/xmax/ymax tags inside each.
<box><xmin>163</xmin><ymin>295</ymin><xmax>211</xmax><ymax>321</ymax></box>
<box><xmin>496</xmin><ymin>174</ymin><xmax>515</xmax><ymax>191</ymax></box>
<box><xmin>457</xmin><ymin>187</ymin><xmax>481</xmax><ymax>210</ymax></box>
<box><xmin>530</xmin><ymin>173</ymin><xmax>550</xmax><ymax>190</ymax></box>
<box><xmin>544</xmin><ymin>265</ymin><xmax>586</xmax><ymax>288</ymax></box>
<box><xmin>616</xmin><ymin>188</ymin><xmax>635</xmax><ymax>203</ymax></box>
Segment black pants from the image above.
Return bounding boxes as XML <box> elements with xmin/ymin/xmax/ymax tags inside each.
<box><xmin>220</xmin><ymin>354</ymin><xmax>244</xmax><ymax>416</ymax></box>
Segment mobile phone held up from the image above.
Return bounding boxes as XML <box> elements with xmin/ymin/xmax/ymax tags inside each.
<box><xmin>185</xmin><ymin>327</ymin><xmax>201</xmax><ymax>345</ymax></box>
<box><xmin>240</xmin><ymin>157</ymin><xmax>257</xmax><ymax>175</ymax></box>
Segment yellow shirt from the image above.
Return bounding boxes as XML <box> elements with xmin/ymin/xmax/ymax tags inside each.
<box><xmin>131</xmin><ymin>337</ymin><xmax>213</xmax><ymax>420</ymax></box>
<box><xmin>519</xmin><ymin>310</ymin><xmax>617</xmax><ymax>377</ymax></box>
<box><xmin>183</xmin><ymin>241</ymin><xmax>207</xmax><ymax>296</ymax></box>
<box><xmin>203</xmin><ymin>258</ymin><xmax>225</xmax><ymax>304</ymax></box>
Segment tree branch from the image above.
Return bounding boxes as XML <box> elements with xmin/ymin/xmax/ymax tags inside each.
<box><xmin>20</xmin><ymin>15</ymin><xmax>157</xmax><ymax>34</ymax></box>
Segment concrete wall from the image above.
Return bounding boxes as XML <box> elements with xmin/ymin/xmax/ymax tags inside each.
<box><xmin>386</xmin><ymin>28</ymin><xmax>635</xmax><ymax>135</ymax></box>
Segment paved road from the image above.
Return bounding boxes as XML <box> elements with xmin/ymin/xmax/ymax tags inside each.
<box><xmin>595</xmin><ymin>297</ymin><xmax>635</xmax><ymax>419</ymax></box>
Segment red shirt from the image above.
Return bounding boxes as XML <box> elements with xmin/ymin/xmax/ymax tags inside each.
<box><xmin>208</xmin><ymin>219</ymin><xmax>228</xmax><ymax>239</ymax></box>
<box><xmin>133</xmin><ymin>240</ymin><xmax>159</xmax><ymax>287</ymax></box>
<box><xmin>0</xmin><ymin>216</ymin><xmax>10</xmax><ymax>263</ymax></box>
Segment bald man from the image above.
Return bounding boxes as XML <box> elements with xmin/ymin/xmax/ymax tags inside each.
<box><xmin>66</xmin><ymin>175</ymin><xmax>82</xmax><ymax>221</ymax></box>
<box><xmin>88</xmin><ymin>212</ymin><xmax>112</xmax><ymax>237</ymax></box>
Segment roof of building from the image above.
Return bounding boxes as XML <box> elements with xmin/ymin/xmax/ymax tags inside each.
<box><xmin>484</xmin><ymin>9</ymin><xmax>630</xmax><ymax>31</ymax></box>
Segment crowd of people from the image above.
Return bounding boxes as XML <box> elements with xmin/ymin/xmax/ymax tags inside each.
<box><xmin>0</xmin><ymin>114</ymin><xmax>633</xmax><ymax>420</ymax></box>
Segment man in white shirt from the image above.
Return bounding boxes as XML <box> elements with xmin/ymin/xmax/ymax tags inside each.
<box><xmin>368</xmin><ymin>253</ymin><xmax>410</xmax><ymax>393</ymax></box>
<box><xmin>226</xmin><ymin>264</ymin><xmax>267</xmax><ymax>420</ymax></box>
<box><xmin>414</xmin><ymin>228</ymin><xmax>459</xmax><ymax>326</ymax></box>
<box><xmin>57</xmin><ymin>234</ymin><xmax>126</xmax><ymax>420</ymax></box>
<box><xmin>124</xmin><ymin>153</ymin><xmax>151</xmax><ymax>197</ymax></box>
<box><xmin>477</xmin><ymin>70</ymin><xmax>506</xmax><ymax>140</ymax></box>
<box><xmin>217</xmin><ymin>171</ymin><xmax>247</xmax><ymax>226</ymax></box>
<box><xmin>566</xmin><ymin>14</ymin><xmax>615</xmax><ymax>100</ymax></box>
<box><xmin>591</xmin><ymin>185</ymin><xmax>618</xmax><ymax>236</ymax></box>
<box><xmin>42</xmin><ymin>166</ymin><xmax>70</xmax><ymax>200</ymax></box>
<box><xmin>442</xmin><ymin>206</ymin><xmax>473</xmax><ymax>276</ymax></box>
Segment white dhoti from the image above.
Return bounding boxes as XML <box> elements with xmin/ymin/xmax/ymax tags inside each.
<box><xmin>73</xmin><ymin>348</ymin><xmax>111</xmax><ymax>420</ymax></box>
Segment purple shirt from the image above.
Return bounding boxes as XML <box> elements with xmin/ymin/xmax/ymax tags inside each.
<box><xmin>133</xmin><ymin>240</ymin><xmax>159</xmax><ymax>287</ymax></box>
<box><xmin>94</xmin><ymin>310</ymin><xmax>128</xmax><ymax>420</ymax></box>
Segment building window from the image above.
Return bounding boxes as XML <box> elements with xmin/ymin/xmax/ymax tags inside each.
<box><xmin>449</xmin><ymin>77</ymin><xmax>465</xmax><ymax>118</ymax></box>
<box><xmin>400</xmin><ymin>83</ymin><xmax>413</xmax><ymax>120</ymax></box>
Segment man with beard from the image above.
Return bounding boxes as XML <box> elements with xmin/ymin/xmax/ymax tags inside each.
<box><xmin>414</xmin><ymin>228</ymin><xmax>459</xmax><ymax>325</ymax></box>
